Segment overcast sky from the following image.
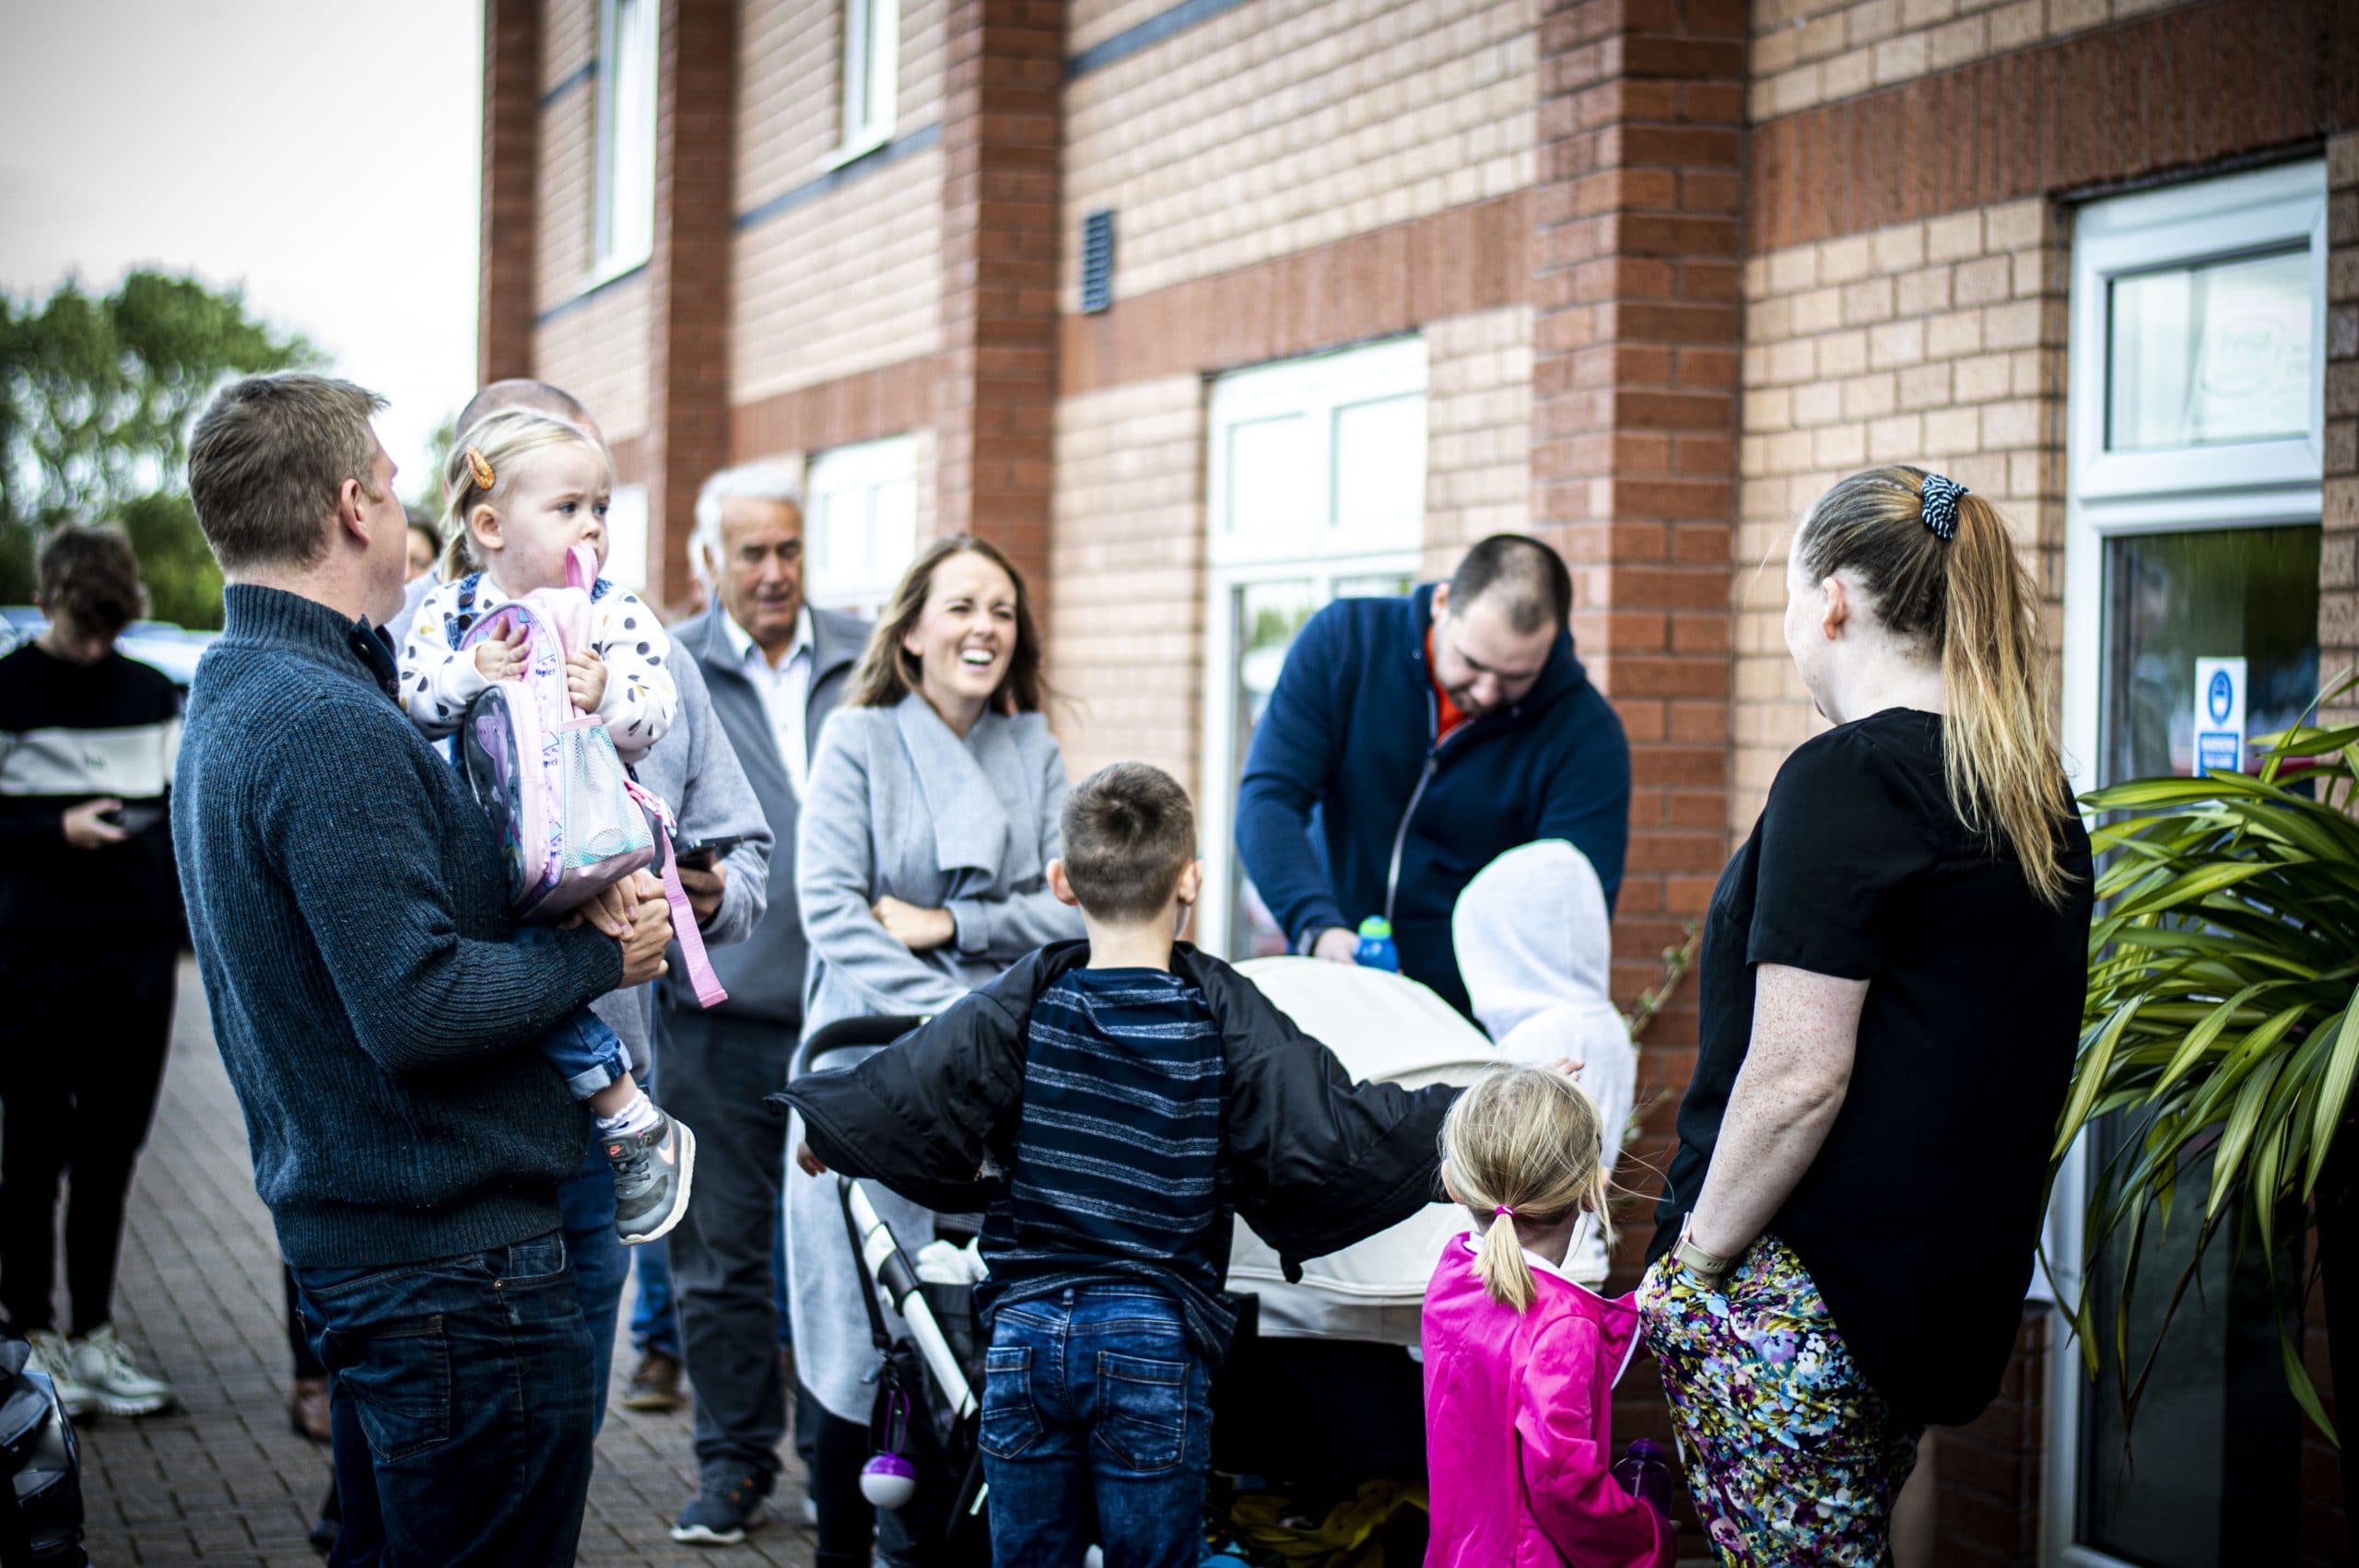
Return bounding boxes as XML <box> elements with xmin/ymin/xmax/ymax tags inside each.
<box><xmin>1</xmin><ymin>0</ymin><xmax>483</xmax><ymax>507</ymax></box>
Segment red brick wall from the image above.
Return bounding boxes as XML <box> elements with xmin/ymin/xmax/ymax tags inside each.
<box><xmin>641</xmin><ymin>0</ymin><xmax>737</xmax><ymax>612</ymax></box>
<box><xmin>1533</xmin><ymin>4</ymin><xmax>1747</xmax><ymax>1549</ymax></box>
<box><xmin>934</xmin><ymin>0</ymin><xmax>1063</xmax><ymax>596</ymax></box>
<box><xmin>1931</xmin><ymin>1310</ymin><xmax>2048</xmax><ymax>1568</ymax></box>
<box><xmin>1749</xmin><ymin>0</ymin><xmax>2359</xmax><ymax>256</ymax></box>
<box><xmin>478</xmin><ymin>0</ymin><xmax>543</xmax><ymax>385</ymax></box>
<box><xmin>1533</xmin><ymin>0</ymin><xmax>1745</xmax><ymax>1160</ymax></box>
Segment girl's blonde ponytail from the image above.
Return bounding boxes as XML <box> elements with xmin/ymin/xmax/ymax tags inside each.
<box><xmin>1441</xmin><ymin>1065</ymin><xmax>1612</xmax><ymax>1313</ymax></box>
<box><xmin>1477</xmin><ymin>1202</ymin><xmax>1538</xmax><ymax>1313</ymax></box>
<box><xmin>1795</xmin><ymin>466</ymin><xmax>2074</xmax><ymax>907</ymax></box>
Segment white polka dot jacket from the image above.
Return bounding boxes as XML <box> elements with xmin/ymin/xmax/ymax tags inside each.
<box><xmin>397</xmin><ymin>570</ymin><xmax>681</xmax><ymax>766</ymax></box>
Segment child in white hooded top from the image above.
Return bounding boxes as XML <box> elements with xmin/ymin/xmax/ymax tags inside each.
<box><xmin>1451</xmin><ymin>839</ymin><xmax>1637</xmax><ymax>1286</ymax></box>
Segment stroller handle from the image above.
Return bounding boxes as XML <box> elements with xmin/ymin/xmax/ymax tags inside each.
<box><xmin>842</xmin><ymin>1178</ymin><xmax>979</xmax><ymax>1423</ymax></box>
<box><xmin>793</xmin><ymin>1015</ymin><xmax>927</xmax><ymax>1080</ymax></box>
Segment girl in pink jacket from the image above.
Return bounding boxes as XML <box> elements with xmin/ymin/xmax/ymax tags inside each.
<box><xmin>1423</xmin><ymin>1065</ymin><xmax>1675</xmax><ymax>1567</ymax></box>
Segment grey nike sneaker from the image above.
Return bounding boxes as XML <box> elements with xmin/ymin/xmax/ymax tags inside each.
<box><xmin>610</xmin><ymin>1111</ymin><xmax>697</xmax><ymax>1246</ymax></box>
<box><xmin>671</xmin><ymin>1468</ymin><xmax>769</xmax><ymax>1546</ymax></box>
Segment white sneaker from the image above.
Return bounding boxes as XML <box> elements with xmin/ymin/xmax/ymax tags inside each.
<box><xmin>68</xmin><ymin>1325</ymin><xmax>172</xmax><ymax>1417</ymax></box>
<box><xmin>22</xmin><ymin>1330</ymin><xmax>92</xmax><ymax>1421</ymax></box>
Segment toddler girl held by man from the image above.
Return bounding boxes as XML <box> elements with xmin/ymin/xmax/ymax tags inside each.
<box><xmin>397</xmin><ymin>408</ymin><xmax>695</xmax><ymax>1246</ymax></box>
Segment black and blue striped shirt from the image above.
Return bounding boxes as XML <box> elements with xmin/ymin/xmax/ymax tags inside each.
<box><xmin>976</xmin><ymin>965</ymin><xmax>1238</xmax><ymax>1361</ymax></box>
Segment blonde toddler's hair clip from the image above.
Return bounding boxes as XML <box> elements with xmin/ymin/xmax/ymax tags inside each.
<box><xmin>464</xmin><ymin>448</ymin><xmax>495</xmax><ymax>490</ymax></box>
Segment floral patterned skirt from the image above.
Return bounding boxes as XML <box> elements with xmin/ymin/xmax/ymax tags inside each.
<box><xmin>1636</xmin><ymin>1235</ymin><xmax>1921</xmax><ymax>1567</ymax></box>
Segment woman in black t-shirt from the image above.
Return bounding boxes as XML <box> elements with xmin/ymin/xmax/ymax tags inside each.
<box><xmin>1637</xmin><ymin>467</ymin><xmax>2093</xmax><ymax>1564</ymax></box>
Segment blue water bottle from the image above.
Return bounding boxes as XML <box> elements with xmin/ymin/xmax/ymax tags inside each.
<box><xmin>1354</xmin><ymin>916</ymin><xmax>1400</xmax><ymax>972</ymax></box>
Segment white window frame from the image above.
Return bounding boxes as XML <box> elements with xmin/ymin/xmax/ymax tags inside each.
<box><xmin>828</xmin><ymin>0</ymin><xmax>898</xmax><ymax>169</ymax></box>
<box><xmin>2048</xmin><ymin>157</ymin><xmax>2327</xmax><ymax>1568</ymax></box>
<box><xmin>805</xmin><ymin>435</ymin><xmax>919</xmax><ymax>618</ymax></box>
<box><xmin>1197</xmin><ymin>336</ymin><xmax>1428</xmax><ymax>960</ymax></box>
<box><xmin>592</xmin><ymin>0</ymin><xmax>659</xmax><ymax>281</ymax></box>
<box><xmin>603</xmin><ymin>482</ymin><xmax>650</xmax><ymax>593</ymax></box>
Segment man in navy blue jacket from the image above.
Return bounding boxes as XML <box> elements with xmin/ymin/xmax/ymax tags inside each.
<box><xmin>1235</xmin><ymin>534</ymin><xmax>1631</xmax><ymax>1016</ymax></box>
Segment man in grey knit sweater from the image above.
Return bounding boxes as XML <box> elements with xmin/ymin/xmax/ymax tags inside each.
<box><xmin>175</xmin><ymin>373</ymin><xmax>674</xmax><ymax>1566</ymax></box>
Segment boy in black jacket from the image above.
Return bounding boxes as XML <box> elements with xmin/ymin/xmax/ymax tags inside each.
<box><xmin>782</xmin><ymin>763</ymin><xmax>1454</xmax><ymax>1568</ymax></box>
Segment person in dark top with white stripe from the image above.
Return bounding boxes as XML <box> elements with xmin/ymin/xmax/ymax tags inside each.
<box><xmin>0</xmin><ymin>523</ymin><xmax>182</xmax><ymax>1419</ymax></box>
<box><xmin>786</xmin><ymin>762</ymin><xmax>1458</xmax><ymax>1568</ymax></box>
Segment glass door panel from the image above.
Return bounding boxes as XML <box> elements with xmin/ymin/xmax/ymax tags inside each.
<box><xmin>2082</xmin><ymin>522</ymin><xmax>2317</xmax><ymax>1565</ymax></box>
<box><xmin>1226</xmin><ymin>580</ymin><xmax>1317</xmax><ymax>958</ymax></box>
<box><xmin>2099</xmin><ymin>526</ymin><xmax>2320</xmax><ymax>785</ymax></box>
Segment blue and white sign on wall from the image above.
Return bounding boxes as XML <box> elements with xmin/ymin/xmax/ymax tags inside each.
<box><xmin>2193</xmin><ymin>655</ymin><xmax>2248</xmax><ymax>775</ymax></box>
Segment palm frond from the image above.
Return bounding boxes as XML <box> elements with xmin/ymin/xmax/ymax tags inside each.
<box><xmin>2059</xmin><ymin>672</ymin><xmax>2359</xmax><ymax>1446</ymax></box>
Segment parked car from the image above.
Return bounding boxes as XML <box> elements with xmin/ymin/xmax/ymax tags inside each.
<box><xmin>0</xmin><ymin>609</ymin><xmax>214</xmax><ymax>689</ymax></box>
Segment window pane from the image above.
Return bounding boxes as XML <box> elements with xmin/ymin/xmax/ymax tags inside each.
<box><xmin>1332</xmin><ymin>571</ymin><xmax>1414</xmax><ymax>601</ymax></box>
<box><xmin>598</xmin><ymin>0</ymin><xmax>656</xmax><ymax>269</ymax></box>
<box><xmin>806</xmin><ymin>437</ymin><xmax>918</xmax><ymax>617</ymax></box>
<box><xmin>872</xmin><ymin>474</ymin><xmax>917</xmax><ymax>577</ymax></box>
<box><xmin>2084</xmin><ymin>525</ymin><xmax>2316</xmax><ymax>1564</ymax></box>
<box><xmin>1225</xmin><ymin>415</ymin><xmax>1310</xmax><ymax>543</ymax></box>
<box><xmin>2107</xmin><ymin>248</ymin><xmax>2312</xmax><ymax>451</ymax></box>
<box><xmin>603</xmin><ymin>484</ymin><xmax>649</xmax><ymax>592</ymax></box>
<box><xmin>1332</xmin><ymin>393</ymin><xmax>1425</xmax><ymax>540</ymax></box>
<box><xmin>2099</xmin><ymin>526</ymin><xmax>2319</xmax><ymax>785</ymax></box>
<box><xmin>2079</xmin><ymin>1115</ymin><xmax>2303</xmax><ymax>1565</ymax></box>
<box><xmin>810</xmin><ymin>485</ymin><xmax>870</xmax><ymax>580</ymax></box>
<box><xmin>1226</xmin><ymin>579</ymin><xmax>1318</xmax><ymax>959</ymax></box>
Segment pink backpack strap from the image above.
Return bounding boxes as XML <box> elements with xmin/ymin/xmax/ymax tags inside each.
<box><xmin>626</xmin><ymin>781</ymin><xmax>729</xmax><ymax>1010</ymax></box>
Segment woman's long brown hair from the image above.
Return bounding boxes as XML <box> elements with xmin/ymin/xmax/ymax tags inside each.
<box><xmin>844</xmin><ymin>533</ymin><xmax>1049</xmax><ymax>714</ymax></box>
<box><xmin>1796</xmin><ymin>465</ymin><xmax>2075</xmax><ymax>907</ymax></box>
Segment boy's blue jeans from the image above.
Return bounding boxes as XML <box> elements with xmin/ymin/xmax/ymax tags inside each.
<box><xmin>978</xmin><ymin>1285</ymin><xmax>1211</xmax><ymax>1568</ymax></box>
<box><xmin>540</xmin><ymin>1010</ymin><xmax>628</xmax><ymax>1100</ymax></box>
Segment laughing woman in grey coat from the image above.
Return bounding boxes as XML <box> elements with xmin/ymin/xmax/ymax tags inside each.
<box><xmin>791</xmin><ymin>533</ymin><xmax>1082</xmax><ymax>1567</ymax></box>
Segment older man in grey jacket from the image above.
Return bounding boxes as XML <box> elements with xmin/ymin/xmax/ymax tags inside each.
<box><xmin>657</xmin><ymin>462</ymin><xmax>869</xmax><ymax>1545</ymax></box>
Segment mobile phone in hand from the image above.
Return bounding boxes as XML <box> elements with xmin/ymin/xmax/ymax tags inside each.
<box><xmin>675</xmin><ymin>833</ymin><xmax>745</xmax><ymax>871</ymax></box>
<box><xmin>100</xmin><ymin>802</ymin><xmax>167</xmax><ymax>836</ymax></box>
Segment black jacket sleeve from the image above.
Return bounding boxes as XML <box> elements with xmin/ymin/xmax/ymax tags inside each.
<box><xmin>769</xmin><ymin>965</ymin><xmax>1035</xmax><ymax>1214</ymax></box>
<box><xmin>1207</xmin><ymin>958</ymin><xmax>1458</xmax><ymax>1274</ymax></box>
<box><xmin>772</xmin><ymin>944</ymin><xmax>1459</xmax><ymax>1274</ymax></box>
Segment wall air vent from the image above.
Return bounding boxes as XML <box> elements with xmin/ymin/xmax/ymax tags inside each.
<box><xmin>1081</xmin><ymin>209</ymin><xmax>1116</xmax><ymax>314</ymax></box>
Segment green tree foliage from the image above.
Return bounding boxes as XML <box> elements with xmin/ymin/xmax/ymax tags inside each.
<box><xmin>0</xmin><ymin>271</ymin><xmax>318</xmax><ymax>629</ymax></box>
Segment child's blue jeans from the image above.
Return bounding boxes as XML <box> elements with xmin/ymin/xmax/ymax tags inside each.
<box><xmin>978</xmin><ymin>1283</ymin><xmax>1211</xmax><ymax>1568</ymax></box>
<box><xmin>540</xmin><ymin>1009</ymin><xmax>628</xmax><ymax>1101</ymax></box>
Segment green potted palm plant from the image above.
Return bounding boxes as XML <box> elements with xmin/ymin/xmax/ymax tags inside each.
<box><xmin>2057</xmin><ymin>675</ymin><xmax>2357</xmax><ymax>1471</ymax></box>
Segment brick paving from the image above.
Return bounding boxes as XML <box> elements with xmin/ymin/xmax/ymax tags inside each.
<box><xmin>76</xmin><ymin>960</ymin><xmax>817</xmax><ymax>1566</ymax></box>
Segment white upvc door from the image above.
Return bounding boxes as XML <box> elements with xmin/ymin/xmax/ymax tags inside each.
<box><xmin>2048</xmin><ymin>157</ymin><xmax>2327</xmax><ymax>1568</ymax></box>
<box><xmin>1198</xmin><ymin>337</ymin><xmax>1427</xmax><ymax>960</ymax></box>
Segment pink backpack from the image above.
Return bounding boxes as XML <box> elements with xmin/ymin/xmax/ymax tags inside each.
<box><xmin>453</xmin><ymin>545</ymin><xmax>726</xmax><ymax>1008</ymax></box>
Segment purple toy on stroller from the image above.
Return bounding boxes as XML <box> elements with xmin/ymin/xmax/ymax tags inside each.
<box><xmin>784</xmin><ymin>1015</ymin><xmax>992</xmax><ymax>1563</ymax></box>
